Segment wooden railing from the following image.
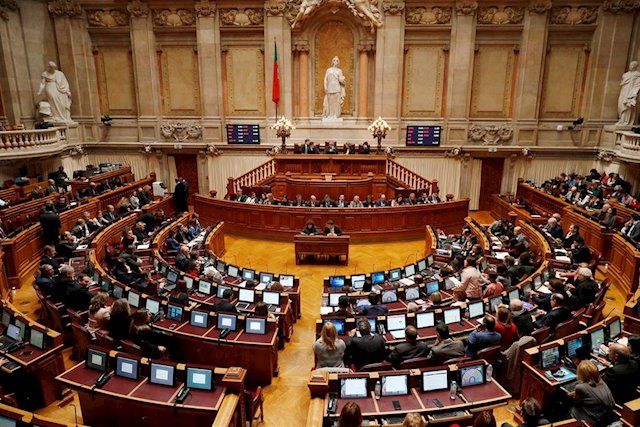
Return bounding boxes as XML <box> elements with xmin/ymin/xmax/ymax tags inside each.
<box><xmin>386</xmin><ymin>159</ymin><xmax>438</xmax><ymax>194</ymax></box>
<box><xmin>225</xmin><ymin>159</ymin><xmax>276</xmax><ymax>198</ymax></box>
<box><xmin>0</xmin><ymin>127</ymin><xmax>66</xmax><ymax>150</ymax></box>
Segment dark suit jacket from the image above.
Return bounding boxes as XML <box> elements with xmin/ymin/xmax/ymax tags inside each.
<box><xmin>388</xmin><ymin>341</ymin><xmax>430</xmax><ymax>366</ymax></box>
<box><xmin>71</xmin><ymin>225</ymin><xmax>87</xmax><ymax>239</ymax></box>
<box><xmin>563</xmin><ymin>232</ymin><xmax>579</xmax><ymax>249</ymax></box>
<box><xmin>572</xmin><ymin>278</ymin><xmax>599</xmax><ymax>309</ymax></box>
<box><xmin>213</xmin><ymin>300</ymin><xmax>237</xmax><ymax>313</ymax></box>
<box><xmin>39</xmin><ymin>212</ymin><xmax>61</xmax><ymax>239</ymax></box>
<box><xmin>512</xmin><ymin>310</ymin><xmax>535</xmax><ymax>336</ymax></box>
<box><xmin>36</xmin><ymin>276</ymin><xmax>55</xmax><ymax>296</ymax></box>
<box><xmin>64</xmin><ymin>282</ymin><xmax>92</xmax><ymax>311</ymax></box>
<box><xmin>40</xmin><ymin>256</ymin><xmax>61</xmax><ymax>273</ymax></box>
<box><xmin>534</xmin><ymin>306</ymin><xmax>571</xmax><ymax>330</ymax></box>
<box><xmin>603</xmin><ymin>359</ymin><xmax>639</xmax><ymax>403</ymax></box>
<box><xmin>53</xmin><ymin>277</ymin><xmax>74</xmax><ymax>303</ymax></box>
<box><xmin>571</xmin><ymin>245</ymin><xmax>592</xmax><ymax>264</ymax></box>
<box><xmin>427</xmin><ymin>338</ymin><xmax>465</xmax><ymax>365</ymax></box>
<box><xmin>360</xmin><ymin>304</ymin><xmax>388</xmax><ymax>316</ymax></box>
<box><xmin>323</xmin><ymin>226</ymin><xmax>342</xmax><ymax>236</ymax></box>
<box><xmin>346</xmin><ymin>334</ymin><xmax>387</xmax><ymax>369</ymax></box>
<box><xmin>547</xmin><ymin>225</ymin><xmax>564</xmax><ymax>240</ymax></box>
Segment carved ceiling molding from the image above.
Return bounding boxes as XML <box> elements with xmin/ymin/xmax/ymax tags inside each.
<box><xmin>602</xmin><ymin>0</ymin><xmax>640</xmax><ymax>14</ymax></box>
<box><xmin>528</xmin><ymin>0</ymin><xmax>552</xmax><ymax>14</ymax></box>
<box><xmin>468</xmin><ymin>124</ymin><xmax>514</xmax><ymax>145</ymax></box>
<box><xmin>152</xmin><ymin>8</ymin><xmax>196</xmax><ymax>27</ymax></box>
<box><xmin>477</xmin><ymin>6</ymin><xmax>525</xmax><ymax>24</ymax></box>
<box><xmin>455</xmin><ymin>1</ymin><xmax>478</xmax><ymax>16</ymax></box>
<box><xmin>195</xmin><ymin>1</ymin><xmax>216</xmax><ymax>18</ymax></box>
<box><xmin>86</xmin><ymin>9</ymin><xmax>129</xmax><ymax>27</ymax></box>
<box><xmin>285</xmin><ymin>0</ymin><xmax>382</xmax><ymax>32</ymax></box>
<box><xmin>265</xmin><ymin>0</ymin><xmax>287</xmax><ymax>17</ymax></box>
<box><xmin>0</xmin><ymin>0</ymin><xmax>18</xmax><ymax>21</ymax></box>
<box><xmin>219</xmin><ymin>8</ymin><xmax>264</xmax><ymax>26</ymax></box>
<box><xmin>48</xmin><ymin>0</ymin><xmax>82</xmax><ymax>18</ymax></box>
<box><xmin>127</xmin><ymin>1</ymin><xmax>149</xmax><ymax>18</ymax></box>
<box><xmin>550</xmin><ymin>6</ymin><xmax>599</xmax><ymax>24</ymax></box>
<box><xmin>405</xmin><ymin>6</ymin><xmax>452</xmax><ymax>25</ymax></box>
<box><xmin>383</xmin><ymin>0</ymin><xmax>404</xmax><ymax>15</ymax></box>
<box><xmin>160</xmin><ymin>122</ymin><xmax>203</xmax><ymax>142</ymax></box>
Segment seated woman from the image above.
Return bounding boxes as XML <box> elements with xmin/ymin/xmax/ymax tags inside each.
<box><xmin>130</xmin><ymin>310</ymin><xmax>166</xmax><ymax>359</ymax></box>
<box><xmin>120</xmin><ymin>226</ymin><xmax>136</xmax><ymax>248</ymax></box>
<box><xmin>168</xmin><ymin>280</ymin><xmax>190</xmax><ymax>306</ymax></box>
<box><xmin>312</xmin><ymin>322</ymin><xmax>346</xmax><ymax>369</ymax></box>
<box><xmin>495</xmin><ymin>306</ymin><xmax>519</xmax><ymax>350</ymax></box>
<box><xmin>570</xmin><ymin>360</ymin><xmax>616</xmax><ymax>425</ymax></box>
<box><xmin>254</xmin><ymin>301</ymin><xmax>277</xmax><ymax>321</ymax></box>
<box><xmin>165</xmin><ymin>229</ymin><xmax>181</xmax><ymax>251</ymax></box>
<box><xmin>86</xmin><ymin>292</ymin><xmax>111</xmax><ymax>335</ymax></box>
<box><xmin>109</xmin><ymin>298</ymin><xmax>132</xmax><ymax>344</ymax></box>
<box><xmin>301</xmin><ymin>220</ymin><xmax>318</xmax><ymax>235</ymax></box>
<box><xmin>116</xmin><ymin>196</ymin><xmax>131</xmax><ymax>214</ymax></box>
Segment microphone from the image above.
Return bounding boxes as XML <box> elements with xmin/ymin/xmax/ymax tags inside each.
<box><xmin>284</xmin><ymin>262</ymin><xmax>288</xmax><ymax>274</ymax></box>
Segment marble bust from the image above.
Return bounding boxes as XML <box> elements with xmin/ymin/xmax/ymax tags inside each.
<box><xmin>323</xmin><ymin>56</ymin><xmax>346</xmax><ymax>120</ymax></box>
<box><xmin>37</xmin><ymin>61</ymin><xmax>73</xmax><ymax>123</ymax></box>
<box><xmin>617</xmin><ymin>61</ymin><xmax>640</xmax><ymax>126</ymax></box>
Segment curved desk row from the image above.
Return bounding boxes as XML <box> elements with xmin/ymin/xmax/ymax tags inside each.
<box><xmin>0</xmin><ymin>402</ymin><xmax>86</xmax><ymax>427</ymax></box>
<box><xmin>193</xmin><ymin>195</ymin><xmax>470</xmax><ymax>240</ymax></box>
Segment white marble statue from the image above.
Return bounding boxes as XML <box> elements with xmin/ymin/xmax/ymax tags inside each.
<box><xmin>349</xmin><ymin>0</ymin><xmax>383</xmax><ymax>28</ymax></box>
<box><xmin>291</xmin><ymin>0</ymin><xmax>321</xmax><ymax>29</ymax></box>
<box><xmin>323</xmin><ymin>56</ymin><xmax>346</xmax><ymax>120</ymax></box>
<box><xmin>617</xmin><ymin>61</ymin><xmax>640</xmax><ymax>126</ymax></box>
<box><xmin>37</xmin><ymin>61</ymin><xmax>72</xmax><ymax>123</ymax></box>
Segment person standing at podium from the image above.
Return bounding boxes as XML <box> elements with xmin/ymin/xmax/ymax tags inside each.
<box><xmin>323</xmin><ymin>220</ymin><xmax>342</xmax><ymax>236</ymax></box>
<box><xmin>301</xmin><ymin>220</ymin><xmax>318</xmax><ymax>235</ymax></box>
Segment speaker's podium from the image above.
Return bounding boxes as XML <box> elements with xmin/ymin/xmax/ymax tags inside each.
<box><xmin>294</xmin><ymin>234</ymin><xmax>350</xmax><ymax>265</ymax></box>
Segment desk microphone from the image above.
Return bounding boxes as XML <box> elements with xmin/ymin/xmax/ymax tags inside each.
<box><xmin>284</xmin><ymin>262</ymin><xmax>288</xmax><ymax>274</ymax></box>
<box><xmin>220</xmin><ymin>328</ymin><xmax>230</xmax><ymax>339</ymax></box>
<box><xmin>175</xmin><ymin>386</ymin><xmax>191</xmax><ymax>404</ymax></box>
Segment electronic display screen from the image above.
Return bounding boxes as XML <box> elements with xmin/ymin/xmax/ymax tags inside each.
<box><xmin>608</xmin><ymin>318</ymin><xmax>621</xmax><ymax>339</ymax></box>
<box><xmin>381</xmin><ymin>290</ymin><xmax>398</xmax><ymax>303</ymax></box>
<box><xmin>145</xmin><ymin>298</ymin><xmax>160</xmax><ymax>315</ymax></box>
<box><xmin>86</xmin><ymin>348</ymin><xmax>108</xmax><ymax>372</ymax></box>
<box><xmin>29</xmin><ymin>328</ymin><xmax>45</xmax><ymax>350</ymax></box>
<box><xmin>489</xmin><ymin>296</ymin><xmax>503</xmax><ymax>313</ymax></box>
<box><xmin>389</xmin><ymin>269</ymin><xmax>402</xmax><ymax>281</ymax></box>
<box><xmin>186</xmin><ymin>367</ymin><xmax>213</xmax><ymax>391</ymax></box>
<box><xmin>216</xmin><ymin>285</ymin><xmax>230</xmax><ymax>298</ymax></box>
<box><xmin>6</xmin><ymin>324</ymin><xmax>20</xmax><ymax>341</ymax></box>
<box><xmin>405</xmin><ymin>287</ymin><xmax>420</xmax><ymax>301</ymax></box>
<box><xmin>371</xmin><ymin>272</ymin><xmax>385</xmax><ymax>285</ymax></box>
<box><xmin>422</xmin><ymin>370</ymin><xmax>449</xmax><ymax>392</ymax></box>
<box><xmin>468</xmin><ymin>301</ymin><xmax>484</xmax><ymax>319</ymax></box>
<box><xmin>417</xmin><ymin>259</ymin><xmax>427</xmax><ymax>272</ymax></box>
<box><xmin>443</xmin><ymin>307</ymin><xmax>461</xmax><ymax>325</ymax></box>
<box><xmin>215</xmin><ymin>260</ymin><xmax>226</xmax><ymax>273</ymax></box>
<box><xmin>113</xmin><ymin>285</ymin><xmax>124</xmax><ymax>300</ymax></box>
<box><xmin>259</xmin><ymin>273</ymin><xmax>274</xmax><ymax>284</ymax></box>
<box><xmin>150</xmin><ymin>363</ymin><xmax>175</xmax><ymax>387</ymax></box>
<box><xmin>14</xmin><ymin>319</ymin><xmax>26</xmax><ymax>340</ymax></box>
<box><xmin>340</xmin><ymin>378</ymin><xmax>367</xmax><ymax>399</ymax></box>
<box><xmin>508</xmin><ymin>289</ymin><xmax>520</xmax><ymax>302</ymax></box>
<box><xmin>198</xmin><ymin>280</ymin><xmax>212</xmax><ymax>295</ymax></box>
<box><xmin>167</xmin><ymin>270</ymin><xmax>179</xmax><ymax>284</ymax></box>
<box><xmin>416</xmin><ymin>311</ymin><xmax>435</xmax><ymax>329</ymax></box>
<box><xmin>541</xmin><ymin>346</ymin><xmax>561</xmax><ymax>370</ymax></box>
<box><xmin>386</xmin><ymin>314</ymin><xmax>406</xmax><ymax>331</ymax></box>
<box><xmin>242</xmin><ymin>269</ymin><xmax>255</xmax><ymax>281</ymax></box>
<box><xmin>183</xmin><ymin>276</ymin><xmax>194</xmax><ymax>290</ymax></box>
<box><xmin>245</xmin><ymin>318</ymin><xmax>266</xmax><ymax>334</ymax></box>
<box><xmin>590</xmin><ymin>328</ymin><xmax>605</xmax><ymax>351</ymax></box>
<box><xmin>190</xmin><ymin>311</ymin><xmax>209</xmax><ymax>328</ymax></box>
<box><xmin>459</xmin><ymin>363</ymin><xmax>485</xmax><ymax>387</ymax></box>
<box><xmin>127</xmin><ymin>292</ymin><xmax>140</xmax><ymax>308</ymax></box>
<box><xmin>406</xmin><ymin>125</ymin><xmax>441</xmax><ymax>146</ymax></box>
<box><xmin>217</xmin><ymin>313</ymin><xmax>237</xmax><ymax>331</ymax></box>
<box><xmin>381</xmin><ymin>375</ymin><xmax>409</xmax><ymax>396</ymax></box>
<box><xmin>115</xmin><ymin>356</ymin><xmax>139</xmax><ymax>380</ymax></box>
<box><xmin>238</xmin><ymin>288</ymin><xmax>255</xmax><ymax>303</ymax></box>
<box><xmin>426</xmin><ymin>281</ymin><xmax>440</xmax><ymax>294</ymax></box>
<box><xmin>279</xmin><ymin>275</ymin><xmax>294</xmax><ymax>288</ymax></box>
<box><xmin>566</xmin><ymin>336</ymin><xmax>584</xmax><ymax>359</ymax></box>
<box><xmin>227</xmin><ymin>265</ymin><xmax>239</xmax><ymax>278</ymax></box>
<box><xmin>0</xmin><ymin>415</ymin><xmax>16</xmax><ymax>427</ymax></box>
<box><xmin>167</xmin><ymin>304</ymin><xmax>183</xmax><ymax>322</ymax></box>
<box><xmin>263</xmin><ymin>291</ymin><xmax>280</xmax><ymax>306</ymax></box>
<box><xmin>1</xmin><ymin>310</ymin><xmax>10</xmax><ymax>327</ymax></box>
<box><xmin>226</xmin><ymin>124</ymin><xmax>260</xmax><ymax>144</ymax></box>
<box><xmin>404</xmin><ymin>264</ymin><xmax>416</xmax><ymax>277</ymax></box>
<box><xmin>329</xmin><ymin>276</ymin><xmax>345</xmax><ymax>288</ymax></box>
<box><xmin>351</xmin><ymin>275</ymin><xmax>366</xmax><ymax>289</ymax></box>
<box><xmin>327</xmin><ymin>319</ymin><xmax>345</xmax><ymax>335</ymax></box>
<box><xmin>328</xmin><ymin>293</ymin><xmax>345</xmax><ymax>307</ymax></box>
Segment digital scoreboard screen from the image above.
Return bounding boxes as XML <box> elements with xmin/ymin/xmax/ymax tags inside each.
<box><xmin>226</xmin><ymin>124</ymin><xmax>260</xmax><ymax>144</ymax></box>
<box><xmin>405</xmin><ymin>125</ymin><xmax>441</xmax><ymax>146</ymax></box>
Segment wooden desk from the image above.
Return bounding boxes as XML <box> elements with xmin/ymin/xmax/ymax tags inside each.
<box><xmin>294</xmin><ymin>234</ymin><xmax>350</xmax><ymax>265</ymax></box>
<box><xmin>69</xmin><ymin>166</ymin><xmax>134</xmax><ymax>195</ymax></box>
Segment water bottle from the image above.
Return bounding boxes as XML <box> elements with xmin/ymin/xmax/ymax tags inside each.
<box><xmin>486</xmin><ymin>364</ymin><xmax>493</xmax><ymax>381</ymax></box>
<box><xmin>374</xmin><ymin>380</ymin><xmax>381</xmax><ymax>400</ymax></box>
<box><xmin>449</xmin><ymin>381</ymin><xmax>458</xmax><ymax>400</ymax></box>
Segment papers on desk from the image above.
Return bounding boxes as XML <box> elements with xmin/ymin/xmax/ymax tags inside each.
<box><xmin>321</xmin><ymin>306</ymin><xmax>335</xmax><ymax>315</ymax></box>
<box><xmin>494</xmin><ymin>252</ymin><xmax>510</xmax><ymax>260</ymax></box>
<box><xmin>76</xmin><ymin>244</ymin><xmax>88</xmax><ymax>250</ymax></box>
<box><xmin>399</xmin><ymin>278</ymin><xmax>415</xmax><ymax>287</ymax></box>
<box><xmin>531</xmin><ymin>214</ymin><xmax>542</xmax><ymax>218</ymax></box>
<box><xmin>436</xmin><ymin>249</ymin><xmax>452</xmax><ymax>256</ymax></box>
<box><xmin>555</xmin><ymin>255</ymin><xmax>572</xmax><ymax>263</ymax></box>
<box><xmin>617</xmin><ymin>336</ymin><xmax>629</xmax><ymax>347</ymax></box>
<box><xmin>555</xmin><ymin>248</ymin><xmax>568</xmax><ymax>255</ymax></box>
<box><xmin>492</xmin><ymin>244</ymin><xmax>502</xmax><ymax>250</ymax></box>
<box><xmin>255</xmin><ymin>283</ymin><xmax>267</xmax><ymax>291</ymax></box>
<box><xmin>545</xmin><ymin>367</ymin><xmax>577</xmax><ymax>382</ymax></box>
<box><xmin>537</xmin><ymin>285</ymin><xmax>551</xmax><ymax>294</ymax></box>
<box><xmin>136</xmin><ymin>244</ymin><xmax>150</xmax><ymax>250</ymax></box>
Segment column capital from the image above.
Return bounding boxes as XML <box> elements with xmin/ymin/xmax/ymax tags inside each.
<box><xmin>455</xmin><ymin>1</ymin><xmax>478</xmax><ymax>16</ymax></box>
<box><xmin>292</xmin><ymin>42</ymin><xmax>309</xmax><ymax>53</ymax></box>
<box><xmin>383</xmin><ymin>1</ymin><xmax>405</xmax><ymax>16</ymax></box>
<box><xmin>0</xmin><ymin>0</ymin><xmax>18</xmax><ymax>21</ymax></box>
<box><xmin>127</xmin><ymin>0</ymin><xmax>149</xmax><ymax>18</ymax></box>
<box><xmin>265</xmin><ymin>0</ymin><xmax>286</xmax><ymax>17</ymax></box>
<box><xmin>602</xmin><ymin>0</ymin><xmax>640</xmax><ymax>14</ymax></box>
<box><xmin>48</xmin><ymin>0</ymin><xmax>82</xmax><ymax>18</ymax></box>
<box><xmin>358</xmin><ymin>43</ymin><xmax>375</xmax><ymax>53</ymax></box>
<box><xmin>195</xmin><ymin>1</ymin><xmax>216</xmax><ymax>18</ymax></box>
<box><xmin>528</xmin><ymin>1</ymin><xmax>552</xmax><ymax>15</ymax></box>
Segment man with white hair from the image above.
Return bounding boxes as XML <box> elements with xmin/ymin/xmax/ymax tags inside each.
<box><xmin>202</xmin><ymin>266</ymin><xmax>223</xmax><ymax>284</ymax></box>
<box><xmin>544</xmin><ymin>217</ymin><xmax>563</xmax><ymax>240</ymax></box>
<box><xmin>570</xmin><ymin>266</ymin><xmax>599</xmax><ymax>309</ymax></box>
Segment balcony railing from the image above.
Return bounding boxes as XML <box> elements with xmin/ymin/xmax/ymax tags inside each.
<box><xmin>0</xmin><ymin>127</ymin><xmax>66</xmax><ymax>150</ymax></box>
<box><xmin>615</xmin><ymin>130</ymin><xmax>640</xmax><ymax>161</ymax></box>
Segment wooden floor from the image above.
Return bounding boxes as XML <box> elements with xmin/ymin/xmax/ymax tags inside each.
<box><xmin>15</xmin><ymin>211</ymin><xmax>625</xmax><ymax>426</ymax></box>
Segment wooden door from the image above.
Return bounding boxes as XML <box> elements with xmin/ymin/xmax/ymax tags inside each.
<box><xmin>172</xmin><ymin>154</ymin><xmax>199</xmax><ymax>203</ymax></box>
<box><xmin>478</xmin><ymin>158</ymin><xmax>504</xmax><ymax>211</ymax></box>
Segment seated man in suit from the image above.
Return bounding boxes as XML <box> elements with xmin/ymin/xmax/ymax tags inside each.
<box><xmin>563</xmin><ymin>224</ymin><xmax>580</xmax><ymax>249</ymax></box>
<box><xmin>569</xmin><ymin>266</ymin><xmax>599</xmax><ymax>309</ymax></box>
<box><xmin>44</xmin><ymin>179</ymin><xmax>58</xmax><ymax>195</ymax></box>
<box><xmin>175</xmin><ymin>245</ymin><xmax>191</xmax><ymax>271</ymax></box>
<box><xmin>570</xmin><ymin>236</ymin><xmax>592</xmax><ymax>265</ymax></box>
<box><xmin>214</xmin><ymin>288</ymin><xmax>237</xmax><ymax>313</ymax></box>
<box><xmin>376</xmin><ymin>194</ymin><xmax>389</xmax><ymax>207</ymax></box>
<box><xmin>53</xmin><ymin>264</ymin><xmax>75</xmax><ymax>303</ymax></box>
<box><xmin>359</xmin><ymin>292</ymin><xmax>388</xmax><ymax>316</ymax></box>
<box><xmin>71</xmin><ymin>219</ymin><xmax>90</xmax><ymax>239</ymax></box>
<box><xmin>35</xmin><ymin>264</ymin><xmax>56</xmax><ymax>297</ymax></box>
<box><xmin>291</xmin><ymin>194</ymin><xmax>306</xmax><ymax>207</ymax></box>
<box><xmin>102</xmin><ymin>204</ymin><xmax>119</xmax><ymax>223</ymax></box>
<box><xmin>510</xmin><ymin>299</ymin><xmax>534</xmax><ymax>337</ymax></box>
<box><xmin>387</xmin><ymin>326</ymin><xmax>429</xmax><ymax>367</ymax></box>
<box><xmin>324</xmin><ymin>220</ymin><xmax>342</xmax><ymax>236</ymax></box>
<box><xmin>533</xmin><ymin>293</ymin><xmax>571</xmax><ymax>330</ymax></box>
<box><xmin>41</xmin><ymin>245</ymin><xmax>61</xmax><ymax>274</ymax></box>
<box><xmin>465</xmin><ymin>315</ymin><xmax>502</xmax><ymax>357</ymax></box>
<box><xmin>321</xmin><ymin>194</ymin><xmax>334</xmax><ymax>208</ymax></box>
<box><xmin>622</xmin><ymin>213</ymin><xmax>640</xmax><ymax>242</ymax></box>
<box><xmin>333</xmin><ymin>295</ymin><xmax>354</xmax><ymax>318</ymax></box>
<box><xmin>544</xmin><ymin>217</ymin><xmax>564</xmax><ymax>240</ymax></box>
<box><xmin>64</xmin><ymin>274</ymin><xmax>93</xmax><ymax>311</ymax></box>
<box><xmin>335</xmin><ymin>194</ymin><xmax>347</xmax><ymax>208</ymax></box>
<box><xmin>427</xmin><ymin>322</ymin><xmax>465</xmax><ymax>365</ymax></box>
<box><xmin>603</xmin><ymin>343</ymin><xmax>639</xmax><ymax>403</ymax></box>
<box><xmin>57</xmin><ymin>231</ymin><xmax>78</xmax><ymax>258</ymax></box>
<box><xmin>346</xmin><ymin>318</ymin><xmax>387</xmax><ymax>370</ymax></box>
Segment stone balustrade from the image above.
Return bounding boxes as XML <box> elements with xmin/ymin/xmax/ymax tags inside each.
<box><xmin>615</xmin><ymin>130</ymin><xmax>640</xmax><ymax>162</ymax></box>
<box><xmin>0</xmin><ymin>127</ymin><xmax>67</xmax><ymax>157</ymax></box>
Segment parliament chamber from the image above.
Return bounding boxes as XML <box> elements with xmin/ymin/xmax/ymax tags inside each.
<box><xmin>1</xmin><ymin>0</ymin><xmax>640</xmax><ymax>426</ymax></box>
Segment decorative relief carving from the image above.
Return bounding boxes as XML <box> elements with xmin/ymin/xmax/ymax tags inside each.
<box><xmin>288</xmin><ymin>1</ymin><xmax>382</xmax><ymax>31</ymax></box>
<box><xmin>86</xmin><ymin>9</ymin><xmax>129</xmax><ymax>27</ymax></box>
<box><xmin>127</xmin><ymin>1</ymin><xmax>149</xmax><ymax>18</ymax></box>
<box><xmin>468</xmin><ymin>124</ymin><xmax>514</xmax><ymax>145</ymax></box>
<box><xmin>220</xmin><ymin>8</ymin><xmax>264</xmax><ymax>26</ymax></box>
<box><xmin>528</xmin><ymin>0</ymin><xmax>552</xmax><ymax>14</ymax></box>
<box><xmin>405</xmin><ymin>7</ymin><xmax>452</xmax><ymax>25</ymax></box>
<box><xmin>456</xmin><ymin>1</ymin><xmax>478</xmax><ymax>15</ymax></box>
<box><xmin>383</xmin><ymin>0</ymin><xmax>404</xmax><ymax>15</ymax></box>
<box><xmin>0</xmin><ymin>0</ymin><xmax>18</xmax><ymax>20</ymax></box>
<box><xmin>293</xmin><ymin>43</ymin><xmax>310</xmax><ymax>53</ymax></box>
<box><xmin>160</xmin><ymin>122</ymin><xmax>203</xmax><ymax>142</ymax></box>
<box><xmin>48</xmin><ymin>0</ymin><xmax>82</xmax><ymax>18</ymax></box>
<box><xmin>195</xmin><ymin>1</ymin><xmax>215</xmax><ymax>18</ymax></box>
<box><xmin>550</xmin><ymin>6</ymin><xmax>599</xmax><ymax>25</ymax></box>
<box><xmin>265</xmin><ymin>0</ymin><xmax>287</xmax><ymax>16</ymax></box>
<box><xmin>153</xmin><ymin>8</ymin><xmax>196</xmax><ymax>26</ymax></box>
<box><xmin>477</xmin><ymin>6</ymin><xmax>524</xmax><ymax>24</ymax></box>
<box><xmin>602</xmin><ymin>0</ymin><xmax>640</xmax><ymax>14</ymax></box>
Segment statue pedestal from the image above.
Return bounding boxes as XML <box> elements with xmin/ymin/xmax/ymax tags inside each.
<box><xmin>321</xmin><ymin>117</ymin><xmax>344</xmax><ymax>125</ymax></box>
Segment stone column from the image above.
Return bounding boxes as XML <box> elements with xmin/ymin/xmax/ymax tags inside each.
<box><xmin>513</xmin><ymin>1</ymin><xmax>551</xmax><ymax>123</ymax></box>
<box><xmin>48</xmin><ymin>0</ymin><xmax>100</xmax><ymax>137</ymax></box>
<box><xmin>584</xmin><ymin>3</ymin><xmax>637</xmax><ymax>124</ymax></box>
<box><xmin>127</xmin><ymin>0</ymin><xmax>161</xmax><ymax>141</ymax></box>
<box><xmin>195</xmin><ymin>1</ymin><xmax>224</xmax><ymax>142</ymax></box>
<box><xmin>294</xmin><ymin>43</ymin><xmax>309</xmax><ymax>119</ymax></box>
<box><xmin>446</xmin><ymin>1</ymin><xmax>477</xmax><ymax>121</ymax></box>
<box><xmin>373</xmin><ymin>1</ymin><xmax>405</xmax><ymax>121</ymax></box>
<box><xmin>265</xmin><ymin>0</ymin><xmax>293</xmax><ymax>122</ymax></box>
<box><xmin>0</xmin><ymin>1</ymin><xmax>33</xmax><ymax>126</ymax></box>
<box><xmin>357</xmin><ymin>43</ymin><xmax>373</xmax><ymax>118</ymax></box>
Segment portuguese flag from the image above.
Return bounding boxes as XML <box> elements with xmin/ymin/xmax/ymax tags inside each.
<box><xmin>272</xmin><ymin>40</ymin><xmax>280</xmax><ymax>105</ymax></box>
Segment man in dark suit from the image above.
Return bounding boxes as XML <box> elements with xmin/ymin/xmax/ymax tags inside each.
<box><xmin>44</xmin><ymin>179</ymin><xmax>58</xmax><ymax>196</ymax></box>
<box><xmin>346</xmin><ymin>318</ymin><xmax>387</xmax><ymax>369</ymax></box>
<box><xmin>35</xmin><ymin>264</ymin><xmax>56</xmax><ymax>296</ymax></box>
<box><xmin>173</xmin><ymin>178</ymin><xmax>189</xmax><ymax>213</ymax></box>
<box><xmin>291</xmin><ymin>194</ymin><xmax>306</xmax><ymax>207</ymax></box>
<box><xmin>323</xmin><ymin>220</ymin><xmax>342</xmax><ymax>236</ymax></box>
<box><xmin>103</xmin><ymin>205</ymin><xmax>118</xmax><ymax>223</ymax></box>
<box><xmin>570</xmin><ymin>267</ymin><xmax>599</xmax><ymax>309</ymax></box>
<box><xmin>544</xmin><ymin>217</ymin><xmax>564</xmax><ymax>240</ymax></box>
<box><xmin>603</xmin><ymin>343</ymin><xmax>639</xmax><ymax>403</ymax></box>
<box><xmin>53</xmin><ymin>265</ymin><xmax>75</xmax><ymax>303</ymax></box>
<box><xmin>427</xmin><ymin>322</ymin><xmax>465</xmax><ymax>365</ymax></box>
<box><xmin>533</xmin><ymin>293</ymin><xmax>571</xmax><ymax>330</ymax></box>
<box><xmin>53</xmin><ymin>166</ymin><xmax>68</xmax><ymax>192</ymax></box>
<box><xmin>563</xmin><ymin>224</ymin><xmax>580</xmax><ymax>249</ymax></box>
<box><xmin>387</xmin><ymin>326</ymin><xmax>430</xmax><ymax>367</ymax></box>
<box><xmin>570</xmin><ymin>236</ymin><xmax>592</xmax><ymax>265</ymax></box>
<box><xmin>41</xmin><ymin>245</ymin><xmax>61</xmax><ymax>274</ymax></box>
<box><xmin>39</xmin><ymin>202</ymin><xmax>61</xmax><ymax>245</ymax></box>
<box><xmin>333</xmin><ymin>296</ymin><xmax>354</xmax><ymax>318</ymax></box>
<box><xmin>64</xmin><ymin>274</ymin><xmax>92</xmax><ymax>311</ymax></box>
<box><xmin>376</xmin><ymin>194</ymin><xmax>389</xmax><ymax>206</ymax></box>
<box><xmin>465</xmin><ymin>316</ymin><xmax>502</xmax><ymax>357</ymax></box>
<box><xmin>359</xmin><ymin>293</ymin><xmax>388</xmax><ymax>316</ymax></box>
<box><xmin>175</xmin><ymin>245</ymin><xmax>191</xmax><ymax>271</ymax></box>
<box><xmin>71</xmin><ymin>219</ymin><xmax>89</xmax><ymax>239</ymax></box>
<box><xmin>510</xmin><ymin>299</ymin><xmax>534</xmax><ymax>336</ymax></box>
<box><xmin>213</xmin><ymin>289</ymin><xmax>237</xmax><ymax>313</ymax></box>
<box><xmin>622</xmin><ymin>213</ymin><xmax>640</xmax><ymax>242</ymax></box>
